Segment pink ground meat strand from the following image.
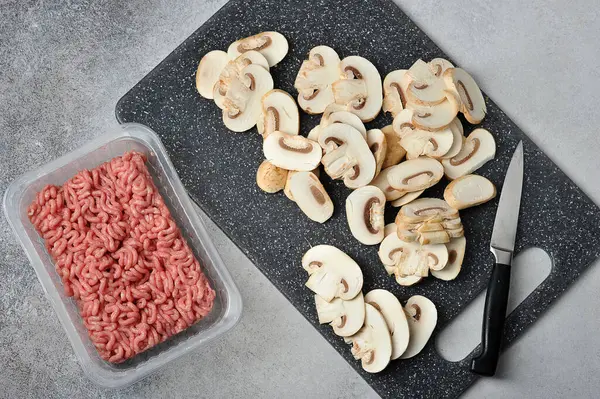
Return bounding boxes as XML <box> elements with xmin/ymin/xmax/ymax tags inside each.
<box><xmin>27</xmin><ymin>151</ymin><xmax>215</xmax><ymax>363</ymax></box>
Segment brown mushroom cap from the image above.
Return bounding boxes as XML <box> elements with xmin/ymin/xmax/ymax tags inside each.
<box><xmin>256</xmin><ymin>160</ymin><xmax>288</xmax><ymax>193</ymax></box>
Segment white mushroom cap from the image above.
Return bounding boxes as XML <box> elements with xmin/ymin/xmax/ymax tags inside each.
<box><xmin>346</xmin><ymin>186</ymin><xmax>386</xmax><ymax>245</ymax></box>
<box><xmin>332</xmin><ymin>56</ymin><xmax>383</xmax><ymax>122</ymax></box>
<box><xmin>400</xmin><ymin>295</ymin><xmax>437</xmax><ymax>359</ymax></box>
<box><xmin>400</xmin><ymin>127</ymin><xmax>454</xmax><ymax>159</ymax></box>
<box><xmin>318</xmin><ymin>124</ymin><xmax>376</xmax><ymax>189</ymax></box>
<box><xmin>347</xmin><ymin>303</ymin><xmax>393</xmax><ymax>373</ymax></box>
<box><xmin>382</xmin><ymin>69</ymin><xmax>409</xmax><ymax>116</ymax></box>
<box><xmin>380</xmin><ymin>125</ymin><xmax>406</xmax><ymax>169</ymax></box>
<box><xmin>321</xmin><ymin>111</ymin><xmax>367</xmax><ymax>140</ymax></box>
<box><xmin>366</xmin><ymin>129</ymin><xmax>387</xmax><ymax>177</ymax></box>
<box><xmin>444</xmin><ymin>67</ymin><xmax>486</xmax><ymax>124</ymax></box>
<box><xmin>315</xmin><ymin>292</ymin><xmax>366</xmax><ymax>337</ymax></box>
<box><xmin>444</xmin><ymin>174</ymin><xmax>497</xmax><ymax>210</ymax></box>
<box><xmin>263</xmin><ymin>131</ymin><xmax>322</xmax><ymax>171</ymax></box>
<box><xmin>288</xmin><ymin>171</ymin><xmax>333</xmax><ymax>223</ymax></box>
<box><xmin>295</xmin><ymin>45</ymin><xmax>341</xmax><ymax>114</ymax></box>
<box><xmin>196</xmin><ymin>50</ymin><xmax>229</xmax><ymax>99</ymax></box>
<box><xmin>390</xmin><ymin>189</ymin><xmax>424</xmax><ymax>207</ymax></box>
<box><xmin>387</xmin><ymin>157</ymin><xmax>444</xmax><ymax>193</ymax></box>
<box><xmin>432</xmin><ymin>236</ymin><xmax>466</xmax><ymax>281</ymax></box>
<box><xmin>222</xmin><ymin>64</ymin><xmax>274</xmax><ymax>132</ymax></box>
<box><xmin>214</xmin><ymin>51</ymin><xmax>270</xmax><ymax>109</ymax></box>
<box><xmin>409</xmin><ymin>94</ymin><xmax>459</xmax><ymax>131</ymax></box>
<box><xmin>302</xmin><ymin>245</ymin><xmax>363</xmax><ymax>302</ymax></box>
<box><xmin>442</xmin><ymin>128</ymin><xmax>496</xmax><ymax>180</ymax></box>
<box><xmin>227</xmin><ymin>31</ymin><xmax>289</xmax><ymax>67</ymax></box>
<box><xmin>440</xmin><ymin>119</ymin><xmax>464</xmax><ymax>159</ymax></box>
<box><xmin>257</xmin><ymin>89</ymin><xmax>300</xmax><ymax>138</ymax></box>
<box><xmin>428</xmin><ymin>58</ymin><xmax>454</xmax><ymax>78</ymax></box>
<box><xmin>365</xmin><ymin>290</ymin><xmax>410</xmax><ymax>360</ymax></box>
<box><xmin>256</xmin><ymin>160</ymin><xmax>288</xmax><ymax>193</ymax></box>
<box><xmin>371</xmin><ymin>166</ymin><xmax>405</xmax><ymax>201</ymax></box>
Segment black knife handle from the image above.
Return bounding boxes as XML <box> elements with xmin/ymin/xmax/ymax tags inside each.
<box><xmin>471</xmin><ymin>262</ymin><xmax>511</xmax><ymax>376</ymax></box>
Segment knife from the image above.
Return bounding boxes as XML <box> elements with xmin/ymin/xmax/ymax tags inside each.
<box><xmin>471</xmin><ymin>141</ymin><xmax>524</xmax><ymax>376</ymax></box>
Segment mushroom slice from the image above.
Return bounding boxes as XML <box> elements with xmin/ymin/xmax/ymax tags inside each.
<box><xmin>284</xmin><ymin>168</ymin><xmax>320</xmax><ymax>201</ymax></box>
<box><xmin>321</xmin><ymin>111</ymin><xmax>367</xmax><ymax>140</ymax></box>
<box><xmin>391</xmin><ymin>190</ymin><xmax>424</xmax><ymax>207</ymax></box>
<box><xmin>371</xmin><ymin>167</ymin><xmax>405</xmax><ymax>201</ymax></box>
<box><xmin>392</xmin><ymin>109</ymin><xmax>417</xmax><ymax>139</ymax></box>
<box><xmin>196</xmin><ymin>50</ymin><xmax>229</xmax><ymax>99</ymax></box>
<box><xmin>332</xmin><ymin>56</ymin><xmax>383</xmax><ymax>122</ymax></box>
<box><xmin>397</xmin><ymin>243</ymin><xmax>448</xmax><ymax>277</ymax></box>
<box><xmin>346</xmin><ymin>186</ymin><xmax>386</xmax><ymax>245</ymax></box>
<box><xmin>319</xmin><ymin>124</ymin><xmax>376</xmax><ymax>189</ymax></box>
<box><xmin>378</xmin><ymin>232</ymin><xmax>420</xmax><ymax>274</ymax></box>
<box><xmin>446</xmin><ymin>226</ymin><xmax>465</xmax><ymax>239</ymax></box>
<box><xmin>387</xmin><ymin>157</ymin><xmax>444</xmax><ymax>193</ymax></box>
<box><xmin>295</xmin><ymin>45</ymin><xmax>341</xmax><ymax>114</ymax></box>
<box><xmin>264</xmin><ymin>131</ymin><xmax>322</xmax><ymax>171</ymax></box>
<box><xmin>381</xmin><ymin>125</ymin><xmax>406</xmax><ymax>169</ymax></box>
<box><xmin>302</xmin><ymin>245</ymin><xmax>363</xmax><ymax>301</ymax></box>
<box><xmin>288</xmin><ymin>172</ymin><xmax>333</xmax><ymax>223</ymax></box>
<box><xmin>307</xmin><ymin>126</ymin><xmax>321</xmax><ymax>142</ymax></box>
<box><xmin>367</xmin><ymin>129</ymin><xmax>387</xmax><ymax>177</ymax></box>
<box><xmin>222</xmin><ymin>64</ymin><xmax>274</xmax><ymax>132</ymax></box>
<box><xmin>406</xmin><ymin>76</ymin><xmax>448</xmax><ymax>106</ymax></box>
<box><xmin>410</xmin><ymin>94</ymin><xmax>459</xmax><ymax>131</ymax></box>
<box><xmin>400</xmin><ymin>127</ymin><xmax>454</xmax><ymax>159</ymax></box>
<box><xmin>382</xmin><ymin>69</ymin><xmax>409</xmax><ymax>116</ymax></box>
<box><xmin>442</xmin><ymin>128</ymin><xmax>496</xmax><ymax>180</ymax></box>
<box><xmin>441</xmin><ymin>119</ymin><xmax>464</xmax><ymax>159</ymax></box>
<box><xmin>365</xmin><ymin>290</ymin><xmax>410</xmax><ymax>360</ymax></box>
<box><xmin>315</xmin><ymin>292</ymin><xmax>366</xmax><ymax>337</ymax></box>
<box><xmin>256</xmin><ymin>160</ymin><xmax>288</xmax><ymax>193</ymax></box>
<box><xmin>444</xmin><ymin>68</ymin><xmax>487</xmax><ymax>124</ymax></box>
<box><xmin>214</xmin><ymin>51</ymin><xmax>270</xmax><ymax>109</ymax></box>
<box><xmin>432</xmin><ymin>237</ymin><xmax>466</xmax><ymax>281</ymax></box>
<box><xmin>428</xmin><ymin>58</ymin><xmax>454</xmax><ymax>78</ymax></box>
<box><xmin>396</xmin><ymin>275</ymin><xmax>423</xmax><ymax>287</ymax></box>
<box><xmin>397</xmin><ymin>198</ymin><xmax>459</xmax><ymax>224</ymax></box>
<box><xmin>257</xmin><ymin>89</ymin><xmax>300</xmax><ymax>138</ymax></box>
<box><xmin>384</xmin><ymin>223</ymin><xmax>397</xmax><ymax>238</ymax></box>
<box><xmin>419</xmin><ymin>230</ymin><xmax>451</xmax><ymax>245</ymax></box>
<box><xmin>400</xmin><ymin>295</ymin><xmax>438</xmax><ymax>359</ymax></box>
<box><xmin>444</xmin><ymin>174</ymin><xmax>497</xmax><ymax>210</ymax></box>
<box><xmin>421</xmin><ymin>244</ymin><xmax>449</xmax><ymax>271</ymax></box>
<box><xmin>227</xmin><ymin>31</ymin><xmax>288</xmax><ymax>67</ymax></box>
<box><xmin>347</xmin><ymin>303</ymin><xmax>393</xmax><ymax>373</ymax></box>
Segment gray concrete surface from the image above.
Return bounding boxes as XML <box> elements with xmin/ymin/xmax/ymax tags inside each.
<box><xmin>1</xmin><ymin>0</ymin><xmax>599</xmax><ymax>398</ymax></box>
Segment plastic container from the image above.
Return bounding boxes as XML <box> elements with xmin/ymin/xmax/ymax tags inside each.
<box><xmin>3</xmin><ymin>123</ymin><xmax>242</xmax><ymax>388</ymax></box>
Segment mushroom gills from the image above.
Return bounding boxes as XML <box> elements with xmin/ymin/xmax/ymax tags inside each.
<box><xmin>288</xmin><ymin>171</ymin><xmax>333</xmax><ymax>223</ymax></box>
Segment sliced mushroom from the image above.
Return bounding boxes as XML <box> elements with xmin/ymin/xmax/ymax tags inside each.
<box><xmin>432</xmin><ymin>237</ymin><xmax>466</xmax><ymax>281</ymax></box>
<box><xmin>378</xmin><ymin>232</ymin><xmax>420</xmax><ymax>275</ymax></box>
<box><xmin>295</xmin><ymin>45</ymin><xmax>341</xmax><ymax>114</ymax></box>
<box><xmin>396</xmin><ymin>275</ymin><xmax>423</xmax><ymax>287</ymax></box>
<box><xmin>400</xmin><ymin>127</ymin><xmax>454</xmax><ymax>159</ymax></box>
<box><xmin>365</xmin><ymin>289</ymin><xmax>410</xmax><ymax>360</ymax></box>
<box><xmin>367</xmin><ymin>129</ymin><xmax>387</xmax><ymax>177</ymax></box>
<box><xmin>419</xmin><ymin>230</ymin><xmax>451</xmax><ymax>245</ymax></box>
<box><xmin>302</xmin><ymin>245</ymin><xmax>363</xmax><ymax>301</ymax></box>
<box><xmin>319</xmin><ymin>124</ymin><xmax>377</xmax><ymax>189</ymax></box>
<box><xmin>392</xmin><ymin>109</ymin><xmax>417</xmax><ymax>139</ymax></box>
<box><xmin>371</xmin><ymin>167</ymin><xmax>405</xmax><ymax>201</ymax></box>
<box><xmin>227</xmin><ymin>31</ymin><xmax>288</xmax><ymax>67</ymax></box>
<box><xmin>307</xmin><ymin>126</ymin><xmax>321</xmax><ymax>142</ymax></box>
<box><xmin>442</xmin><ymin>128</ymin><xmax>496</xmax><ymax>180</ymax></box>
<box><xmin>257</xmin><ymin>89</ymin><xmax>299</xmax><ymax>138</ymax></box>
<box><xmin>332</xmin><ymin>56</ymin><xmax>383</xmax><ymax>122</ymax></box>
<box><xmin>444</xmin><ymin>68</ymin><xmax>486</xmax><ymax>124</ymax></box>
<box><xmin>222</xmin><ymin>64</ymin><xmax>274</xmax><ymax>132</ymax></box>
<box><xmin>346</xmin><ymin>186</ymin><xmax>386</xmax><ymax>245</ymax></box>
<box><xmin>315</xmin><ymin>292</ymin><xmax>365</xmax><ymax>337</ymax></box>
<box><xmin>196</xmin><ymin>50</ymin><xmax>229</xmax><ymax>99</ymax></box>
<box><xmin>428</xmin><ymin>58</ymin><xmax>454</xmax><ymax>78</ymax></box>
<box><xmin>284</xmin><ymin>168</ymin><xmax>320</xmax><ymax>201</ymax></box>
<box><xmin>384</xmin><ymin>223</ymin><xmax>397</xmax><ymax>238</ymax></box>
<box><xmin>441</xmin><ymin>119</ymin><xmax>464</xmax><ymax>159</ymax></box>
<box><xmin>400</xmin><ymin>295</ymin><xmax>437</xmax><ymax>359</ymax></box>
<box><xmin>347</xmin><ymin>303</ymin><xmax>393</xmax><ymax>373</ymax></box>
<box><xmin>288</xmin><ymin>171</ymin><xmax>333</xmax><ymax>223</ymax></box>
<box><xmin>214</xmin><ymin>51</ymin><xmax>270</xmax><ymax>109</ymax></box>
<box><xmin>380</xmin><ymin>125</ymin><xmax>406</xmax><ymax>168</ymax></box>
<box><xmin>406</xmin><ymin>75</ymin><xmax>448</xmax><ymax>106</ymax></box>
<box><xmin>391</xmin><ymin>189</ymin><xmax>424</xmax><ymax>207</ymax></box>
<box><xmin>444</xmin><ymin>174</ymin><xmax>497</xmax><ymax>210</ymax></box>
<box><xmin>410</xmin><ymin>94</ymin><xmax>459</xmax><ymax>131</ymax></box>
<box><xmin>387</xmin><ymin>157</ymin><xmax>444</xmax><ymax>192</ymax></box>
<box><xmin>396</xmin><ymin>198</ymin><xmax>459</xmax><ymax>224</ymax></box>
<box><xmin>382</xmin><ymin>69</ymin><xmax>409</xmax><ymax>116</ymax></box>
<box><xmin>321</xmin><ymin>111</ymin><xmax>367</xmax><ymax>140</ymax></box>
<box><xmin>264</xmin><ymin>131</ymin><xmax>322</xmax><ymax>171</ymax></box>
<box><xmin>402</xmin><ymin>244</ymin><xmax>448</xmax><ymax>276</ymax></box>
<box><xmin>256</xmin><ymin>160</ymin><xmax>288</xmax><ymax>193</ymax></box>
<box><xmin>446</xmin><ymin>226</ymin><xmax>465</xmax><ymax>239</ymax></box>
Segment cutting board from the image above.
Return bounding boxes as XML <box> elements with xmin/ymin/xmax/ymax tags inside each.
<box><xmin>115</xmin><ymin>0</ymin><xmax>600</xmax><ymax>397</ymax></box>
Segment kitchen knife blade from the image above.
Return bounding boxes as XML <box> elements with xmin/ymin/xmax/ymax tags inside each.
<box><xmin>471</xmin><ymin>141</ymin><xmax>524</xmax><ymax>376</ymax></box>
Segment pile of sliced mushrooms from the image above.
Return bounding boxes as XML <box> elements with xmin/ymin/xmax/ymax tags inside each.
<box><xmin>197</xmin><ymin>32</ymin><xmax>501</xmax><ymax>372</ymax></box>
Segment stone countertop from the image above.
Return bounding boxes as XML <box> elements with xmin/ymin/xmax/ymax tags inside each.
<box><xmin>1</xmin><ymin>1</ymin><xmax>599</xmax><ymax>398</ymax></box>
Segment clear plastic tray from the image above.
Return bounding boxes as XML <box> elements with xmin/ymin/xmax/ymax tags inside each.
<box><xmin>3</xmin><ymin>123</ymin><xmax>242</xmax><ymax>389</ymax></box>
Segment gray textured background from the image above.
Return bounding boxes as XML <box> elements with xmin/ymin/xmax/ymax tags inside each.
<box><xmin>1</xmin><ymin>1</ymin><xmax>599</xmax><ymax>398</ymax></box>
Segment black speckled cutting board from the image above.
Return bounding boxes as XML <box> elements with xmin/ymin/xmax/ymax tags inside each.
<box><xmin>115</xmin><ymin>0</ymin><xmax>600</xmax><ymax>397</ymax></box>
